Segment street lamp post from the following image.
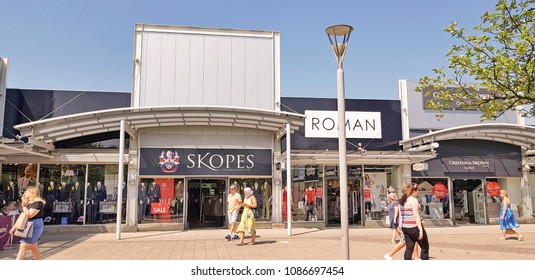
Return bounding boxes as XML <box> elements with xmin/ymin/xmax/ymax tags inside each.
<box><xmin>325</xmin><ymin>24</ymin><xmax>353</xmax><ymax>260</ymax></box>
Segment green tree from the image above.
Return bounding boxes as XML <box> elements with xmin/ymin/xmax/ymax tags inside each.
<box><xmin>417</xmin><ymin>0</ymin><xmax>535</xmax><ymax>120</ymax></box>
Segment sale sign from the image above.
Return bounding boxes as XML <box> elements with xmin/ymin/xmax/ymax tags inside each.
<box><xmin>432</xmin><ymin>183</ymin><xmax>447</xmax><ymax>199</ymax></box>
<box><xmin>486</xmin><ymin>181</ymin><xmax>501</xmax><ymax>197</ymax></box>
<box><xmin>151</xmin><ymin>202</ymin><xmax>169</xmax><ymax>215</ymax></box>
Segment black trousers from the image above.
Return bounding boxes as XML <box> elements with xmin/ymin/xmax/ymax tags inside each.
<box><xmin>402</xmin><ymin>226</ymin><xmax>429</xmax><ymax>260</ymax></box>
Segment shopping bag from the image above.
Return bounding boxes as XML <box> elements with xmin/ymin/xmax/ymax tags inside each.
<box><xmin>14</xmin><ymin>221</ymin><xmax>34</xmax><ymax>238</ymax></box>
<box><xmin>13</xmin><ymin>211</ymin><xmax>29</xmax><ymax>230</ymax></box>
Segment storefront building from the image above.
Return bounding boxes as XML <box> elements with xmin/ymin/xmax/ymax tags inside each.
<box><xmin>399</xmin><ymin>80</ymin><xmax>535</xmax><ymax>225</ymax></box>
<box><xmin>2</xmin><ymin>27</ymin><xmax>535</xmax><ymax>236</ymax></box>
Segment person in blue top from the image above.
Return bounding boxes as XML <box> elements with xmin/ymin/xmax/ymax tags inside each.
<box><xmin>387</xmin><ymin>192</ymin><xmax>400</xmax><ymax>244</ymax></box>
<box><xmin>498</xmin><ymin>190</ymin><xmax>524</xmax><ymax>241</ymax></box>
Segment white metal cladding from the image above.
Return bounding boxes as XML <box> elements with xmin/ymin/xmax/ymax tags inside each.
<box><xmin>400</xmin><ymin>123</ymin><xmax>535</xmax><ymax>150</ymax></box>
<box><xmin>135</xmin><ymin>24</ymin><xmax>279</xmax><ymax>111</ymax></box>
<box><xmin>140</xmin><ymin>126</ymin><xmax>273</xmax><ymax>149</ymax></box>
<box><xmin>14</xmin><ymin>106</ymin><xmax>305</xmax><ymax>150</ymax></box>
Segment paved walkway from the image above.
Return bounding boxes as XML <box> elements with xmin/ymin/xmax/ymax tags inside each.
<box><xmin>2</xmin><ymin>224</ymin><xmax>535</xmax><ymax>260</ymax></box>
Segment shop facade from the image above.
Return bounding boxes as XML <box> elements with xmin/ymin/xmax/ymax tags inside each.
<box><xmin>400</xmin><ymin>80</ymin><xmax>535</xmax><ymax>225</ymax></box>
<box><xmin>3</xmin><ymin>27</ymin><xmax>535</xmax><ymax>236</ymax></box>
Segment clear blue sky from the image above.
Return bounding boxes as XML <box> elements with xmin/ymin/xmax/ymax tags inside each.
<box><xmin>0</xmin><ymin>0</ymin><xmax>497</xmax><ymax>100</ymax></box>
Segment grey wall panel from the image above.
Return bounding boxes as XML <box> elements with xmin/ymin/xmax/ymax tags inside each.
<box><xmin>258</xmin><ymin>39</ymin><xmax>274</xmax><ymax>110</ymax></box>
<box><xmin>189</xmin><ymin>35</ymin><xmax>205</xmax><ymax>105</ymax></box>
<box><xmin>140</xmin><ymin>126</ymin><xmax>273</xmax><ymax>149</ymax></box>
<box><xmin>160</xmin><ymin>34</ymin><xmax>177</xmax><ymax>105</ymax></box>
<box><xmin>217</xmin><ymin>37</ymin><xmax>232</xmax><ymax>106</ymax></box>
<box><xmin>245</xmin><ymin>38</ymin><xmax>260</xmax><ymax>109</ymax></box>
<box><xmin>231</xmin><ymin>37</ymin><xmax>246</xmax><ymax>108</ymax></box>
<box><xmin>135</xmin><ymin>26</ymin><xmax>278</xmax><ymax>110</ymax></box>
<box><xmin>405</xmin><ymin>80</ymin><xmax>519</xmax><ymax>130</ymax></box>
<box><xmin>175</xmin><ymin>35</ymin><xmax>191</xmax><ymax>105</ymax></box>
<box><xmin>204</xmin><ymin>36</ymin><xmax>219</xmax><ymax>106</ymax></box>
<box><xmin>144</xmin><ymin>33</ymin><xmax>163</xmax><ymax>106</ymax></box>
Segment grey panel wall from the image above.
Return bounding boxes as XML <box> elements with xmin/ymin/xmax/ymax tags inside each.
<box><xmin>140</xmin><ymin>126</ymin><xmax>273</xmax><ymax>149</ymax></box>
<box><xmin>401</xmin><ymin>80</ymin><xmax>519</xmax><ymax>131</ymax></box>
<box><xmin>135</xmin><ymin>25</ymin><xmax>278</xmax><ymax>110</ymax></box>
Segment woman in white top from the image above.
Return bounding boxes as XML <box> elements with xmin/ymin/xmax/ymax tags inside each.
<box><xmin>399</xmin><ymin>183</ymin><xmax>429</xmax><ymax>260</ymax></box>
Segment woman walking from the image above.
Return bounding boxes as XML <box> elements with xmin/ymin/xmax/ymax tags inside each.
<box><xmin>236</xmin><ymin>187</ymin><xmax>257</xmax><ymax>245</ymax></box>
<box><xmin>498</xmin><ymin>190</ymin><xmax>524</xmax><ymax>241</ymax></box>
<box><xmin>399</xmin><ymin>183</ymin><xmax>429</xmax><ymax>260</ymax></box>
<box><xmin>9</xmin><ymin>187</ymin><xmax>46</xmax><ymax>260</ymax></box>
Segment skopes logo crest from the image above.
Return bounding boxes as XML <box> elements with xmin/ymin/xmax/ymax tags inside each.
<box><xmin>159</xmin><ymin>150</ymin><xmax>180</xmax><ymax>173</ymax></box>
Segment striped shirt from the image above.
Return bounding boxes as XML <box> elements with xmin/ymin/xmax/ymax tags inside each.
<box><xmin>400</xmin><ymin>199</ymin><xmax>417</xmax><ymax>228</ymax></box>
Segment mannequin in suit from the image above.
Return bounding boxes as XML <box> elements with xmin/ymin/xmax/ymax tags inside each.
<box><xmin>70</xmin><ymin>182</ymin><xmax>84</xmax><ymax>223</ymax></box>
<box><xmin>95</xmin><ymin>181</ymin><xmax>107</xmax><ymax>223</ymax></box>
<box><xmin>147</xmin><ymin>181</ymin><xmax>161</xmax><ymax>203</ymax></box>
<box><xmin>6</xmin><ymin>181</ymin><xmax>18</xmax><ymax>201</ymax></box>
<box><xmin>138</xmin><ymin>182</ymin><xmax>148</xmax><ymax>222</ymax></box>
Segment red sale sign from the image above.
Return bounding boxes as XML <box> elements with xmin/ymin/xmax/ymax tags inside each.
<box><xmin>432</xmin><ymin>183</ymin><xmax>447</xmax><ymax>199</ymax></box>
<box><xmin>486</xmin><ymin>181</ymin><xmax>501</xmax><ymax>197</ymax></box>
<box><xmin>151</xmin><ymin>202</ymin><xmax>169</xmax><ymax>214</ymax></box>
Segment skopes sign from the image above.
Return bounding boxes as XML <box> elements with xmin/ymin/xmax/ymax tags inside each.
<box><xmin>140</xmin><ymin>148</ymin><xmax>272</xmax><ymax>176</ymax></box>
<box><xmin>304</xmin><ymin>110</ymin><xmax>382</xmax><ymax>139</ymax></box>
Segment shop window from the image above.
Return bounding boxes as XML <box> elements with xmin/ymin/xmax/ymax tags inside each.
<box><xmin>230</xmin><ymin>178</ymin><xmax>273</xmax><ymax>222</ymax></box>
<box><xmin>138</xmin><ymin>178</ymin><xmax>185</xmax><ymax>224</ymax></box>
<box><xmin>412</xmin><ymin>178</ymin><xmax>449</xmax><ymax>221</ymax></box>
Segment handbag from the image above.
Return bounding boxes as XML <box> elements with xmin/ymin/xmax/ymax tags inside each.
<box><xmin>14</xmin><ymin>221</ymin><xmax>34</xmax><ymax>238</ymax></box>
<box><xmin>13</xmin><ymin>210</ymin><xmax>29</xmax><ymax>230</ymax></box>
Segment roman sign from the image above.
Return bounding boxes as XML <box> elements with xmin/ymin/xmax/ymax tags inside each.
<box><xmin>304</xmin><ymin>110</ymin><xmax>382</xmax><ymax>138</ymax></box>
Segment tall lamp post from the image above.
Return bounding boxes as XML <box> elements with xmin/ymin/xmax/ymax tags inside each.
<box><xmin>326</xmin><ymin>24</ymin><xmax>353</xmax><ymax>260</ymax></box>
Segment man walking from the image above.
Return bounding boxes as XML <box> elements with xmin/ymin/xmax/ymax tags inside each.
<box><xmin>226</xmin><ymin>184</ymin><xmax>242</xmax><ymax>240</ymax></box>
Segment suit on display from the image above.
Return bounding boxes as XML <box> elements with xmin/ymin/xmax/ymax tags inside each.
<box><xmin>69</xmin><ymin>182</ymin><xmax>84</xmax><ymax>223</ymax></box>
<box><xmin>138</xmin><ymin>183</ymin><xmax>148</xmax><ymax>222</ymax></box>
<box><xmin>147</xmin><ymin>182</ymin><xmax>161</xmax><ymax>203</ymax></box>
<box><xmin>5</xmin><ymin>181</ymin><xmax>18</xmax><ymax>202</ymax></box>
<box><xmin>94</xmin><ymin>181</ymin><xmax>107</xmax><ymax>222</ymax></box>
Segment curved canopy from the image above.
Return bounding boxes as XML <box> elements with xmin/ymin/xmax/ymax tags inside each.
<box><xmin>14</xmin><ymin>105</ymin><xmax>306</xmax><ymax>151</ymax></box>
<box><xmin>400</xmin><ymin>123</ymin><xmax>535</xmax><ymax>150</ymax></box>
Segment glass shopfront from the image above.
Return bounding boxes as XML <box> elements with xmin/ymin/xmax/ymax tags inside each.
<box><xmin>1</xmin><ymin>163</ymin><xmax>126</xmax><ymax>225</ymax></box>
<box><xmin>138</xmin><ymin>177</ymin><xmax>185</xmax><ymax>225</ymax></box>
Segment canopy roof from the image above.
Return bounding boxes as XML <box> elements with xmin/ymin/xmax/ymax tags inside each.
<box><xmin>400</xmin><ymin>123</ymin><xmax>535</xmax><ymax>150</ymax></box>
<box><xmin>13</xmin><ymin>105</ymin><xmax>306</xmax><ymax>153</ymax></box>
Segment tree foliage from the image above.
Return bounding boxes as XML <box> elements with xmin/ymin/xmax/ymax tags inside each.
<box><xmin>417</xmin><ymin>0</ymin><xmax>535</xmax><ymax>120</ymax></box>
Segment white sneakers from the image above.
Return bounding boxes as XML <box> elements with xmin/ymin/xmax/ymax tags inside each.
<box><xmin>384</xmin><ymin>253</ymin><xmax>392</xmax><ymax>260</ymax></box>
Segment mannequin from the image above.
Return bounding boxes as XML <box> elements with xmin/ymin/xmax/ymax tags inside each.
<box><xmin>262</xmin><ymin>181</ymin><xmax>271</xmax><ymax>220</ymax></box>
<box><xmin>6</xmin><ymin>181</ymin><xmax>17</xmax><ymax>201</ymax></box>
<box><xmin>147</xmin><ymin>181</ymin><xmax>161</xmax><ymax>203</ymax></box>
<box><xmin>43</xmin><ymin>181</ymin><xmax>58</xmax><ymax>218</ymax></box>
<box><xmin>86</xmin><ymin>182</ymin><xmax>96</xmax><ymax>224</ymax></box>
<box><xmin>70</xmin><ymin>182</ymin><xmax>84</xmax><ymax>223</ymax></box>
<box><xmin>138</xmin><ymin>182</ymin><xmax>148</xmax><ymax>222</ymax></box>
<box><xmin>305</xmin><ymin>186</ymin><xmax>316</xmax><ymax>221</ymax></box>
<box><xmin>94</xmin><ymin>181</ymin><xmax>107</xmax><ymax>223</ymax></box>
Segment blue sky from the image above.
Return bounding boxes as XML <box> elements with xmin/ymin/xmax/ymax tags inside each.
<box><xmin>0</xmin><ymin>0</ymin><xmax>497</xmax><ymax>100</ymax></box>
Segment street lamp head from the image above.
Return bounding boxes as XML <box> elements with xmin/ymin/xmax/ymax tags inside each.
<box><xmin>325</xmin><ymin>24</ymin><xmax>353</xmax><ymax>68</ymax></box>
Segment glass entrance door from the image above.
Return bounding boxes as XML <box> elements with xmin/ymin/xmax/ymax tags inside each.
<box><xmin>186</xmin><ymin>178</ymin><xmax>226</xmax><ymax>229</ymax></box>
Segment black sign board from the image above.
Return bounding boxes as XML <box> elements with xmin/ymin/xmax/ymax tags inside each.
<box><xmin>140</xmin><ymin>148</ymin><xmax>272</xmax><ymax>176</ymax></box>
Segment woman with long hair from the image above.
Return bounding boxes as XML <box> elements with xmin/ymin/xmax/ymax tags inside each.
<box><xmin>9</xmin><ymin>186</ymin><xmax>46</xmax><ymax>260</ymax></box>
<box><xmin>498</xmin><ymin>190</ymin><xmax>524</xmax><ymax>241</ymax></box>
<box><xmin>399</xmin><ymin>183</ymin><xmax>429</xmax><ymax>260</ymax></box>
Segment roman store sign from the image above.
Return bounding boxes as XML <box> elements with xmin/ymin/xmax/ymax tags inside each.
<box><xmin>140</xmin><ymin>148</ymin><xmax>272</xmax><ymax>176</ymax></box>
<box><xmin>304</xmin><ymin>110</ymin><xmax>382</xmax><ymax>138</ymax></box>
